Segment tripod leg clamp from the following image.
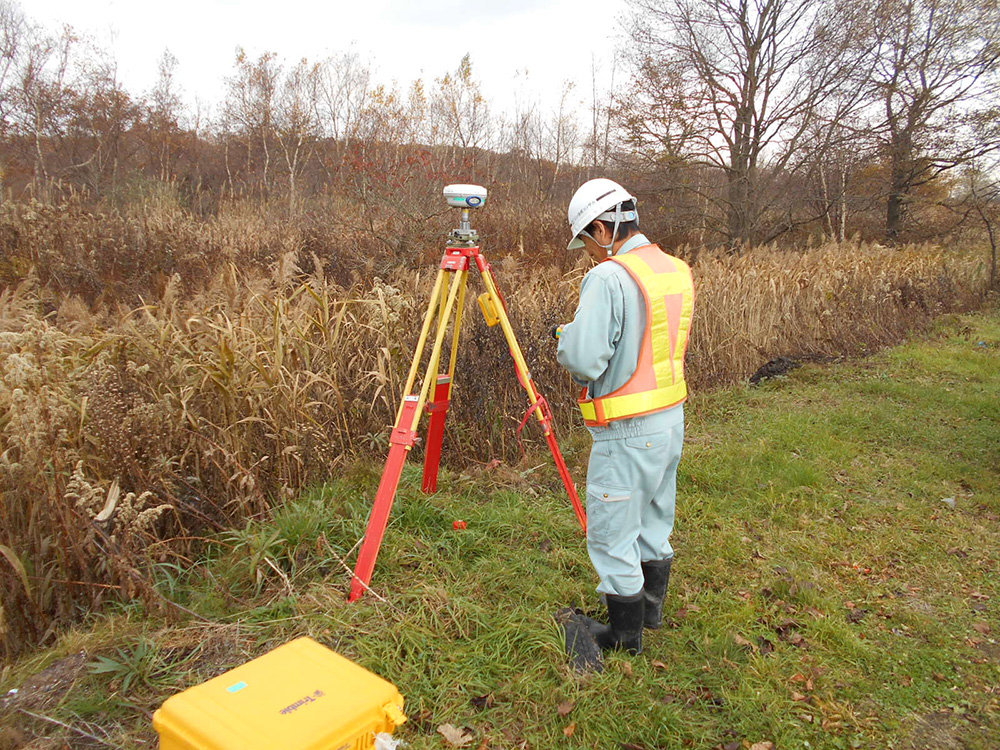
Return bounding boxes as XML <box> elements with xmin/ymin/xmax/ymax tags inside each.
<box><xmin>389</xmin><ymin>426</ymin><xmax>417</xmax><ymax>447</ymax></box>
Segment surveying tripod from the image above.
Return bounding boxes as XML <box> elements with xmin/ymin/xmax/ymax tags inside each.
<box><xmin>348</xmin><ymin>184</ymin><xmax>587</xmax><ymax>602</ymax></box>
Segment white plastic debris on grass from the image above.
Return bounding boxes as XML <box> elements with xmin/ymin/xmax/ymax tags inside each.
<box><xmin>940</xmin><ymin>497</ymin><xmax>957</xmax><ymax>508</ymax></box>
<box><xmin>375</xmin><ymin>733</ymin><xmax>404</xmax><ymax>750</ymax></box>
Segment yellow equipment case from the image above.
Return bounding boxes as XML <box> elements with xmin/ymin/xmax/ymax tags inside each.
<box><xmin>153</xmin><ymin>637</ymin><xmax>406</xmax><ymax>750</ymax></box>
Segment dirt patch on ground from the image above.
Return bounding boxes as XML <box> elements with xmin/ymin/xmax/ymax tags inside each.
<box><xmin>0</xmin><ymin>652</ymin><xmax>94</xmax><ymax>750</ymax></box>
<box><xmin>1</xmin><ymin>652</ymin><xmax>89</xmax><ymax>714</ymax></box>
<box><xmin>903</xmin><ymin>711</ymin><xmax>967</xmax><ymax>750</ymax></box>
<box><xmin>902</xmin><ymin>710</ymin><xmax>1000</xmax><ymax>750</ymax></box>
<box><xmin>974</xmin><ymin>639</ymin><xmax>1000</xmax><ymax>663</ymax></box>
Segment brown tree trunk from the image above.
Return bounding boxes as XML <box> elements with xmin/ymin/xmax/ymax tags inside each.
<box><xmin>727</xmin><ymin>163</ymin><xmax>752</xmax><ymax>251</ymax></box>
<box><xmin>885</xmin><ymin>129</ymin><xmax>912</xmax><ymax>242</ymax></box>
<box><xmin>886</xmin><ymin>189</ymin><xmax>905</xmax><ymax>241</ymax></box>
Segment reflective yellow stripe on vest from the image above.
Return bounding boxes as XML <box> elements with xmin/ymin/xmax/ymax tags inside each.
<box><xmin>578</xmin><ymin>246</ymin><xmax>695</xmax><ymax>426</ymax></box>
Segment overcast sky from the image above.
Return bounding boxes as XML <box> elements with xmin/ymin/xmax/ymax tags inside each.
<box><xmin>25</xmin><ymin>0</ymin><xmax>631</xmax><ymax>122</ymax></box>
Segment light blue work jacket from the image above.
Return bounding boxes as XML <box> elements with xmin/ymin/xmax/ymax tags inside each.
<box><xmin>557</xmin><ymin>234</ymin><xmax>684</xmax><ymax>441</ymax></box>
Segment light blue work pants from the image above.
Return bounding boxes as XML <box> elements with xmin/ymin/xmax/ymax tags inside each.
<box><xmin>585</xmin><ymin>406</ymin><xmax>684</xmax><ymax>597</ymax></box>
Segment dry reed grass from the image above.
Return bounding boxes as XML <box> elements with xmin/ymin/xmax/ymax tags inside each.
<box><xmin>0</xmin><ymin>198</ymin><xmax>991</xmax><ymax>657</ymax></box>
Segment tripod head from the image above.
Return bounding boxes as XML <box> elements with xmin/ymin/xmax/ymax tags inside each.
<box><xmin>443</xmin><ymin>184</ymin><xmax>487</xmax><ymax>246</ymax></box>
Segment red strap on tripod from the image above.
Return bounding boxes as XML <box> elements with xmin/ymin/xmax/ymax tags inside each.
<box><xmin>516</xmin><ymin>392</ymin><xmax>553</xmax><ymax>455</ymax></box>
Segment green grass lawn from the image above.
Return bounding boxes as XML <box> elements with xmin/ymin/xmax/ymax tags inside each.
<box><xmin>2</xmin><ymin>306</ymin><xmax>998</xmax><ymax>750</ymax></box>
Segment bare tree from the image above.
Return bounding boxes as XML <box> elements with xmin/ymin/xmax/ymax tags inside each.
<box><xmin>586</xmin><ymin>53</ymin><xmax>618</xmax><ymax>173</ymax></box>
<box><xmin>276</xmin><ymin>57</ymin><xmax>319</xmax><ymax>212</ymax></box>
<box><xmin>624</xmin><ymin>0</ymin><xmax>867</xmax><ymax>248</ymax></box>
<box><xmin>147</xmin><ymin>49</ymin><xmax>183</xmax><ymax>181</ymax></box>
<box><xmin>0</xmin><ymin>0</ymin><xmax>26</xmax><ymax>195</ymax></box>
<box><xmin>0</xmin><ymin>0</ymin><xmax>25</xmax><ymax>136</ymax></box>
<box><xmin>862</xmin><ymin>0</ymin><xmax>1000</xmax><ymax>240</ymax></box>
<box><xmin>66</xmin><ymin>44</ymin><xmax>139</xmax><ymax>194</ymax></box>
<box><xmin>223</xmin><ymin>48</ymin><xmax>280</xmax><ymax>197</ymax></box>
<box><xmin>552</xmin><ymin>83</ymin><xmax>581</xmax><ymax>193</ymax></box>
<box><xmin>955</xmin><ymin>161</ymin><xmax>1000</xmax><ymax>289</ymax></box>
<box><xmin>2</xmin><ymin>12</ymin><xmax>140</xmax><ymax>197</ymax></box>
<box><xmin>315</xmin><ymin>50</ymin><xmax>371</xmax><ymax>172</ymax></box>
<box><xmin>404</xmin><ymin>78</ymin><xmax>430</xmax><ymax>146</ymax></box>
<box><xmin>432</xmin><ymin>54</ymin><xmax>491</xmax><ymax>163</ymax></box>
<box><xmin>14</xmin><ymin>22</ymin><xmax>76</xmax><ymax>191</ymax></box>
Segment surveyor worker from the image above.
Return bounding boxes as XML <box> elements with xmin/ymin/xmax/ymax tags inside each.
<box><xmin>556</xmin><ymin>178</ymin><xmax>695</xmax><ymax>658</ymax></box>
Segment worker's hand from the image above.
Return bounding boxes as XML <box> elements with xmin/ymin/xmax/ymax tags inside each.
<box><xmin>550</xmin><ymin>324</ymin><xmax>564</xmax><ymax>340</ymax></box>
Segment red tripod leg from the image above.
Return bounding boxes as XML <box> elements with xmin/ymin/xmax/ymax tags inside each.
<box><xmin>422</xmin><ymin>376</ymin><xmax>451</xmax><ymax>494</ymax></box>
<box><xmin>349</xmin><ymin>397</ymin><xmax>419</xmax><ymax>602</ymax></box>
<box><xmin>544</xmin><ymin>429</ymin><xmax>587</xmax><ymax>533</ymax></box>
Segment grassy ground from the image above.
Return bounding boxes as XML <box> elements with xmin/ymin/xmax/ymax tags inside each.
<box><xmin>1</xmin><ymin>306</ymin><xmax>998</xmax><ymax>750</ymax></box>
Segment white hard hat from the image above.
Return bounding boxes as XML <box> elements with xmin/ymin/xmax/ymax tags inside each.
<box><xmin>566</xmin><ymin>178</ymin><xmax>637</xmax><ymax>250</ymax></box>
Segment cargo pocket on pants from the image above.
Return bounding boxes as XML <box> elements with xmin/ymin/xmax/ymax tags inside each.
<box><xmin>586</xmin><ymin>482</ymin><xmax>632</xmax><ymax>547</ymax></box>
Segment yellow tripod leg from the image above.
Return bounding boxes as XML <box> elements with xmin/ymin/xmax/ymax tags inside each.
<box><xmin>395</xmin><ymin>268</ymin><xmax>446</xmax><ymax>424</ymax></box>
<box><xmin>477</xmin><ymin>260</ymin><xmax>588</xmax><ymax>532</ymax></box>
<box><xmin>412</xmin><ymin>269</ymin><xmax>466</xmax><ymax>431</ymax></box>
<box><xmin>478</xmin><ymin>267</ymin><xmax>543</xmax><ymax>413</ymax></box>
<box><xmin>423</xmin><ymin>272</ymin><xmax>469</xmax><ymax>493</ymax></box>
<box><xmin>351</xmin><ymin>267</ymin><xmax>462</xmax><ymax>601</ymax></box>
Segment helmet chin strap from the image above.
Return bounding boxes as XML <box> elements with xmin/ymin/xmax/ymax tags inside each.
<box><xmin>585</xmin><ymin>202</ymin><xmax>626</xmax><ymax>257</ymax></box>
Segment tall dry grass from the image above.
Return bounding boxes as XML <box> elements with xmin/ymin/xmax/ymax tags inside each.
<box><xmin>0</xmin><ymin>198</ymin><xmax>991</xmax><ymax>656</ymax></box>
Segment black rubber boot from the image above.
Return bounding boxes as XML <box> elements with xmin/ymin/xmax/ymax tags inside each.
<box><xmin>584</xmin><ymin>592</ymin><xmax>645</xmax><ymax>655</ymax></box>
<box><xmin>641</xmin><ymin>557</ymin><xmax>672</xmax><ymax>630</ymax></box>
<box><xmin>555</xmin><ymin>607</ymin><xmax>604</xmax><ymax>673</ymax></box>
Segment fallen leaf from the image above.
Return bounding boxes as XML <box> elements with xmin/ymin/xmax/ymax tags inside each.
<box><xmin>775</xmin><ymin>618</ymin><xmax>801</xmax><ymax>633</ymax></box>
<box><xmin>734</xmin><ymin>634</ymin><xmax>758</xmax><ymax>652</ymax></box>
<box><xmin>723</xmin><ymin>742</ymin><xmax>741</xmax><ymax>750</ymax></box>
<box><xmin>557</xmin><ymin>701</ymin><xmax>574</xmax><ymax>717</ymax></box>
<box><xmin>750</xmin><ymin>742</ymin><xmax>775</xmax><ymax>750</ymax></box>
<box><xmin>652</xmin><ymin>660</ymin><xmax>669</xmax><ymax>670</ymax></box>
<box><xmin>470</xmin><ymin>694</ymin><xmax>494</xmax><ymax>710</ymax></box>
<box><xmin>563</xmin><ymin>722</ymin><xmax>577</xmax><ymax>737</ymax></box>
<box><xmin>621</xmin><ymin>661</ymin><xmax>634</xmax><ymax>677</ymax></box>
<box><xmin>972</xmin><ymin>622</ymin><xmax>991</xmax><ymax>635</ymax></box>
<box><xmin>846</xmin><ymin>608</ymin><xmax>866</xmax><ymax>624</ymax></box>
<box><xmin>757</xmin><ymin>637</ymin><xmax>775</xmax><ymax>655</ymax></box>
<box><xmin>438</xmin><ymin>724</ymin><xmax>474</xmax><ymax>747</ymax></box>
<box><xmin>412</xmin><ymin>709</ymin><xmax>435</xmax><ymax>733</ymax></box>
<box><xmin>791</xmin><ymin>691</ymin><xmax>809</xmax><ymax>702</ymax></box>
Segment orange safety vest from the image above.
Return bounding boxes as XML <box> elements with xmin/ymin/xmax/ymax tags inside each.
<box><xmin>578</xmin><ymin>244</ymin><xmax>695</xmax><ymax>427</ymax></box>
